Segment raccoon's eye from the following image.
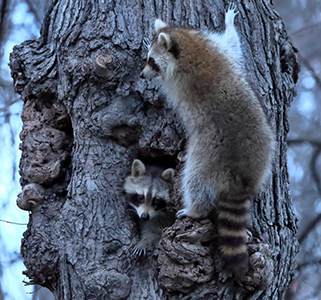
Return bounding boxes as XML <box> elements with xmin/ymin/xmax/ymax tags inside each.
<box><xmin>136</xmin><ymin>194</ymin><xmax>144</xmax><ymax>202</ymax></box>
<box><xmin>130</xmin><ymin>194</ymin><xmax>144</xmax><ymax>206</ymax></box>
<box><xmin>148</xmin><ymin>57</ymin><xmax>160</xmax><ymax>72</ymax></box>
<box><xmin>153</xmin><ymin>198</ymin><xmax>166</xmax><ymax>211</ymax></box>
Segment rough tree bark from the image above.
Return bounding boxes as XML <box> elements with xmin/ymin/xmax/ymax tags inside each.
<box><xmin>10</xmin><ymin>0</ymin><xmax>299</xmax><ymax>299</ymax></box>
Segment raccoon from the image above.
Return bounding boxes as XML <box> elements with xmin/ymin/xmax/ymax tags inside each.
<box><xmin>124</xmin><ymin>159</ymin><xmax>176</xmax><ymax>256</ymax></box>
<box><xmin>140</xmin><ymin>4</ymin><xmax>275</xmax><ymax>275</ymax></box>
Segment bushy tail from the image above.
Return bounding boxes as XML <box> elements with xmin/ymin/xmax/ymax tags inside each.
<box><xmin>217</xmin><ymin>196</ymin><xmax>251</xmax><ymax>275</ymax></box>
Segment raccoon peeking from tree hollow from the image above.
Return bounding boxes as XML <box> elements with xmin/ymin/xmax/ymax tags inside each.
<box><xmin>124</xmin><ymin>159</ymin><xmax>176</xmax><ymax>256</ymax></box>
<box><xmin>140</xmin><ymin>4</ymin><xmax>275</xmax><ymax>276</ymax></box>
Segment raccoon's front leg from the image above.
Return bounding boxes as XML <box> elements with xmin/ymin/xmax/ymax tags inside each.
<box><xmin>208</xmin><ymin>3</ymin><xmax>242</xmax><ymax>66</ymax></box>
<box><xmin>132</xmin><ymin>231</ymin><xmax>160</xmax><ymax>256</ymax></box>
<box><xmin>133</xmin><ymin>244</ymin><xmax>146</xmax><ymax>256</ymax></box>
<box><xmin>177</xmin><ymin>159</ymin><xmax>214</xmax><ymax>219</ymax></box>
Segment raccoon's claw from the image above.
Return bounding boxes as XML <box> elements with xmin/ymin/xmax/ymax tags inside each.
<box><xmin>225</xmin><ymin>3</ymin><xmax>239</xmax><ymax>28</ymax></box>
<box><xmin>177</xmin><ymin>208</ymin><xmax>208</xmax><ymax>219</ymax></box>
<box><xmin>225</xmin><ymin>3</ymin><xmax>239</xmax><ymax>25</ymax></box>
<box><xmin>132</xmin><ymin>246</ymin><xmax>146</xmax><ymax>257</ymax></box>
<box><xmin>227</xmin><ymin>3</ymin><xmax>238</xmax><ymax>13</ymax></box>
<box><xmin>176</xmin><ymin>208</ymin><xmax>188</xmax><ymax>218</ymax></box>
<box><xmin>143</xmin><ymin>37</ymin><xmax>151</xmax><ymax>50</ymax></box>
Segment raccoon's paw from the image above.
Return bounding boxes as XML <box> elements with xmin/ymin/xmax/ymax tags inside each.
<box><xmin>176</xmin><ymin>208</ymin><xmax>188</xmax><ymax>218</ymax></box>
<box><xmin>227</xmin><ymin>2</ymin><xmax>238</xmax><ymax>13</ymax></box>
<box><xmin>176</xmin><ymin>208</ymin><xmax>207</xmax><ymax>219</ymax></box>
<box><xmin>142</xmin><ymin>37</ymin><xmax>151</xmax><ymax>50</ymax></box>
<box><xmin>132</xmin><ymin>245</ymin><xmax>146</xmax><ymax>257</ymax></box>
<box><xmin>225</xmin><ymin>3</ymin><xmax>239</xmax><ymax>25</ymax></box>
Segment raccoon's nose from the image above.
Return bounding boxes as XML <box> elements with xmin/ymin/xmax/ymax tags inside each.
<box><xmin>141</xmin><ymin>213</ymin><xmax>150</xmax><ymax>221</ymax></box>
<box><xmin>139</xmin><ymin>72</ymin><xmax>145</xmax><ymax>79</ymax></box>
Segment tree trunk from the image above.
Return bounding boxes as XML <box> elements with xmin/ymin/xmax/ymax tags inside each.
<box><xmin>9</xmin><ymin>0</ymin><xmax>299</xmax><ymax>299</ymax></box>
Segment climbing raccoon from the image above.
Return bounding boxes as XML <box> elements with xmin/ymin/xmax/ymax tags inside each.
<box><xmin>140</xmin><ymin>4</ymin><xmax>275</xmax><ymax>275</ymax></box>
<box><xmin>124</xmin><ymin>159</ymin><xmax>175</xmax><ymax>256</ymax></box>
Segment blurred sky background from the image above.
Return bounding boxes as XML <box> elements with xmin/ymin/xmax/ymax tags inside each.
<box><xmin>0</xmin><ymin>0</ymin><xmax>320</xmax><ymax>299</ymax></box>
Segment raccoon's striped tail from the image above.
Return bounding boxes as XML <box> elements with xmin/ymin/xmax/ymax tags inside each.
<box><xmin>217</xmin><ymin>196</ymin><xmax>251</xmax><ymax>276</ymax></box>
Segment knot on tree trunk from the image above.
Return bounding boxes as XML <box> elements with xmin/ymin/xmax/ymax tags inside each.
<box><xmin>158</xmin><ymin>218</ymin><xmax>216</xmax><ymax>293</ymax></box>
<box><xmin>238</xmin><ymin>241</ymin><xmax>275</xmax><ymax>291</ymax></box>
<box><xmin>21</xmin><ymin>224</ymin><xmax>60</xmax><ymax>287</ymax></box>
<box><xmin>280</xmin><ymin>39</ymin><xmax>300</xmax><ymax>84</ymax></box>
<box><xmin>9</xmin><ymin>41</ymin><xmax>57</xmax><ymax>97</ymax></box>
<box><xmin>19</xmin><ymin>98</ymin><xmax>72</xmax><ymax>188</ymax></box>
<box><xmin>17</xmin><ymin>183</ymin><xmax>46</xmax><ymax>211</ymax></box>
<box><xmin>94</xmin><ymin>53</ymin><xmax>114</xmax><ymax>78</ymax></box>
<box><xmin>158</xmin><ymin>216</ymin><xmax>275</xmax><ymax>295</ymax></box>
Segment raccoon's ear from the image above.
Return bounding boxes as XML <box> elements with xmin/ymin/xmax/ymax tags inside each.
<box><xmin>161</xmin><ymin>168</ymin><xmax>175</xmax><ymax>183</ymax></box>
<box><xmin>158</xmin><ymin>32</ymin><xmax>171</xmax><ymax>50</ymax></box>
<box><xmin>155</xmin><ymin>19</ymin><xmax>167</xmax><ymax>31</ymax></box>
<box><xmin>131</xmin><ymin>159</ymin><xmax>146</xmax><ymax>177</ymax></box>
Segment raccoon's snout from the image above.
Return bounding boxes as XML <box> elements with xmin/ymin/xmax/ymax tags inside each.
<box><xmin>139</xmin><ymin>72</ymin><xmax>145</xmax><ymax>79</ymax></box>
<box><xmin>141</xmin><ymin>213</ymin><xmax>150</xmax><ymax>221</ymax></box>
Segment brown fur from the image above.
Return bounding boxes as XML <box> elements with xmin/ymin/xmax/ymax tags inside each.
<box><xmin>142</xmin><ymin>12</ymin><xmax>275</xmax><ymax>276</ymax></box>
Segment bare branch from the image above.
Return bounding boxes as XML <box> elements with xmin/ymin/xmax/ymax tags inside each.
<box><xmin>288</xmin><ymin>138</ymin><xmax>321</xmax><ymax>147</ymax></box>
<box><xmin>0</xmin><ymin>219</ymin><xmax>28</xmax><ymax>225</ymax></box>
<box><xmin>0</xmin><ymin>77</ymin><xmax>13</xmax><ymax>89</ymax></box>
<box><xmin>288</xmin><ymin>139</ymin><xmax>321</xmax><ymax>244</ymax></box>
<box><xmin>24</xmin><ymin>0</ymin><xmax>42</xmax><ymax>26</ymax></box>
<box><xmin>0</xmin><ymin>98</ymin><xmax>21</xmax><ymax>112</ymax></box>
<box><xmin>0</xmin><ymin>0</ymin><xmax>9</xmax><ymax>51</ymax></box>
<box><xmin>290</xmin><ymin>22</ymin><xmax>321</xmax><ymax>37</ymax></box>
<box><xmin>297</xmin><ymin>258</ymin><xmax>321</xmax><ymax>272</ymax></box>
<box><xmin>298</xmin><ymin>52</ymin><xmax>321</xmax><ymax>90</ymax></box>
<box><xmin>288</xmin><ymin>138</ymin><xmax>321</xmax><ymax>196</ymax></box>
<box><xmin>311</xmin><ymin>148</ymin><xmax>321</xmax><ymax>196</ymax></box>
<box><xmin>298</xmin><ymin>213</ymin><xmax>321</xmax><ymax>245</ymax></box>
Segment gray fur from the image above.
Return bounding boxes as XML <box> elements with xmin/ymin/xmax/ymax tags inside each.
<box><xmin>124</xmin><ymin>160</ymin><xmax>175</xmax><ymax>255</ymax></box>
<box><xmin>142</xmin><ymin>6</ymin><xmax>274</xmax><ymax>219</ymax></box>
<box><xmin>141</xmin><ymin>5</ymin><xmax>275</xmax><ymax>274</ymax></box>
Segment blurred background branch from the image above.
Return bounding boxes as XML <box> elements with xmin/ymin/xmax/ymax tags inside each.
<box><xmin>0</xmin><ymin>0</ymin><xmax>10</xmax><ymax>50</ymax></box>
<box><xmin>0</xmin><ymin>98</ymin><xmax>20</xmax><ymax>112</ymax></box>
<box><xmin>298</xmin><ymin>53</ymin><xmax>321</xmax><ymax>89</ymax></box>
<box><xmin>275</xmin><ymin>0</ymin><xmax>321</xmax><ymax>299</ymax></box>
<box><xmin>288</xmin><ymin>139</ymin><xmax>321</xmax><ymax>247</ymax></box>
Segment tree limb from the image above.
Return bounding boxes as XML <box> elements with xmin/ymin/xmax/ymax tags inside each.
<box><xmin>0</xmin><ymin>0</ymin><xmax>8</xmax><ymax>51</ymax></box>
<box><xmin>291</xmin><ymin>22</ymin><xmax>321</xmax><ymax>37</ymax></box>
<box><xmin>287</xmin><ymin>138</ymin><xmax>321</xmax><ymax>147</ymax></box>
<box><xmin>288</xmin><ymin>139</ymin><xmax>321</xmax><ymax>244</ymax></box>
<box><xmin>288</xmin><ymin>139</ymin><xmax>321</xmax><ymax>197</ymax></box>
<box><xmin>0</xmin><ymin>77</ymin><xmax>13</xmax><ymax>89</ymax></box>
<box><xmin>297</xmin><ymin>258</ymin><xmax>321</xmax><ymax>272</ymax></box>
<box><xmin>310</xmin><ymin>148</ymin><xmax>321</xmax><ymax>196</ymax></box>
<box><xmin>298</xmin><ymin>213</ymin><xmax>321</xmax><ymax>245</ymax></box>
<box><xmin>298</xmin><ymin>52</ymin><xmax>321</xmax><ymax>90</ymax></box>
<box><xmin>0</xmin><ymin>98</ymin><xmax>20</xmax><ymax>112</ymax></box>
<box><xmin>24</xmin><ymin>0</ymin><xmax>43</xmax><ymax>26</ymax></box>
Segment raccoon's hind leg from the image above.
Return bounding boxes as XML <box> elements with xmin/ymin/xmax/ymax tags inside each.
<box><xmin>176</xmin><ymin>186</ymin><xmax>213</xmax><ymax>219</ymax></box>
<box><xmin>177</xmin><ymin>160</ymin><xmax>215</xmax><ymax>219</ymax></box>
